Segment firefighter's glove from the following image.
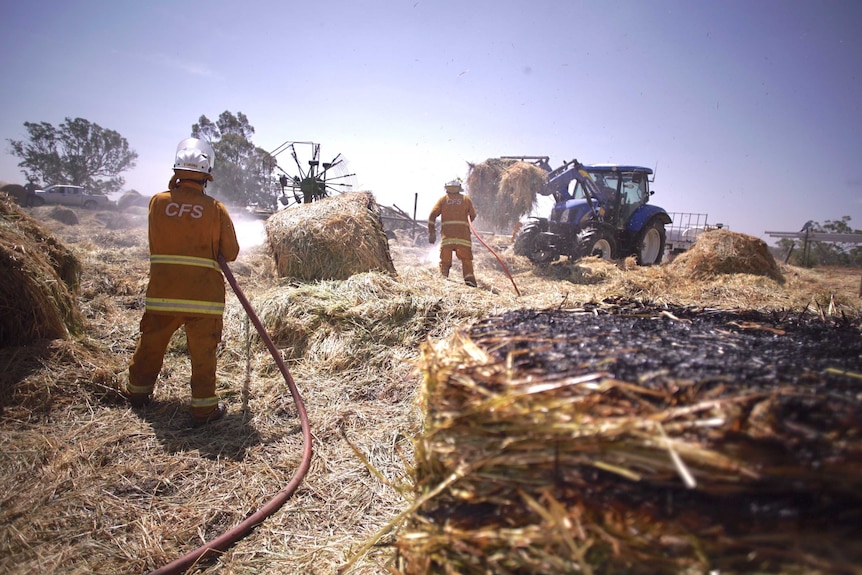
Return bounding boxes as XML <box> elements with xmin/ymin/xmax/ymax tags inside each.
<box><xmin>428</xmin><ymin>231</ymin><xmax>436</xmax><ymax>244</ymax></box>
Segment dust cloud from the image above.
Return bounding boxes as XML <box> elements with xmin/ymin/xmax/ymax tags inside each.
<box><xmin>233</xmin><ymin>217</ymin><xmax>266</xmax><ymax>249</ymax></box>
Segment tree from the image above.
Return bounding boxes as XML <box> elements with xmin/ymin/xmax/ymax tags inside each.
<box><xmin>7</xmin><ymin>117</ymin><xmax>137</xmax><ymax>194</ymax></box>
<box><xmin>191</xmin><ymin>111</ymin><xmax>275</xmax><ymax>208</ymax></box>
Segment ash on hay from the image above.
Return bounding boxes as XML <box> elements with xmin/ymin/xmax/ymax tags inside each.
<box><xmin>398</xmin><ymin>300</ymin><xmax>862</xmax><ymax>574</ymax></box>
<box><xmin>265</xmin><ymin>192</ymin><xmax>395</xmax><ymax>281</ymax></box>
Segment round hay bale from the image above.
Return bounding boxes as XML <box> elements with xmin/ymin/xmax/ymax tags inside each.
<box><xmin>1</xmin><ymin>183</ymin><xmax>28</xmax><ymax>206</ymax></box>
<box><xmin>48</xmin><ymin>206</ymin><xmax>79</xmax><ymax>225</ymax></box>
<box><xmin>498</xmin><ymin>162</ymin><xmax>544</xmax><ymax>220</ymax></box>
<box><xmin>95</xmin><ymin>211</ymin><xmax>137</xmax><ymax>231</ymax></box>
<box><xmin>0</xmin><ymin>195</ymin><xmax>82</xmax><ymax>347</ymax></box>
<box><xmin>265</xmin><ymin>192</ymin><xmax>396</xmax><ymax>281</ymax></box>
<box><xmin>117</xmin><ymin>190</ymin><xmax>151</xmax><ymax>210</ymax></box>
<box><xmin>668</xmin><ymin>229</ymin><xmax>784</xmax><ymax>283</ymax></box>
<box><xmin>466</xmin><ymin>158</ymin><xmax>514</xmax><ymax>224</ymax></box>
<box><xmin>467</xmin><ymin>159</ymin><xmax>545</xmax><ymax>233</ymax></box>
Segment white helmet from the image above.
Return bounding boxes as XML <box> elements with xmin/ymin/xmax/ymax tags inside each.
<box><xmin>444</xmin><ymin>179</ymin><xmax>462</xmax><ymax>193</ymax></box>
<box><xmin>173</xmin><ymin>138</ymin><xmax>215</xmax><ymax>180</ymax></box>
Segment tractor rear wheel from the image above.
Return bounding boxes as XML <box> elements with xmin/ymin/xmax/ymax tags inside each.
<box><xmin>636</xmin><ymin>220</ymin><xmax>667</xmax><ymax>265</ymax></box>
<box><xmin>576</xmin><ymin>225</ymin><xmax>617</xmax><ymax>261</ymax></box>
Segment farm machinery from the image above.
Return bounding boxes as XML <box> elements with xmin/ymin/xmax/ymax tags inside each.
<box><xmin>509</xmin><ymin>156</ymin><xmax>672</xmax><ymax>265</ymax></box>
<box><xmin>269</xmin><ymin>141</ymin><xmax>356</xmax><ymax>206</ymax></box>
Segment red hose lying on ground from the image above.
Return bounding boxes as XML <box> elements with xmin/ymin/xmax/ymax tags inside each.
<box><xmin>148</xmin><ymin>255</ymin><xmax>313</xmax><ymax>575</ymax></box>
<box><xmin>468</xmin><ymin>219</ymin><xmax>522</xmax><ymax>297</ymax></box>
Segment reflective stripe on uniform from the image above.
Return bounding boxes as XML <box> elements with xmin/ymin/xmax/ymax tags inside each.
<box><xmin>146</xmin><ymin>297</ymin><xmax>225</xmax><ymax>315</ymax></box>
<box><xmin>150</xmin><ymin>254</ymin><xmax>220</xmax><ymax>270</ymax></box>
<box><xmin>441</xmin><ymin>220</ymin><xmax>469</xmax><ymax>229</ymax></box>
<box><xmin>442</xmin><ymin>238</ymin><xmax>473</xmax><ymax>248</ymax></box>
<box><xmin>126</xmin><ymin>382</ymin><xmax>154</xmax><ymax>394</ymax></box>
<box><xmin>190</xmin><ymin>396</ymin><xmax>220</xmax><ymax>408</ymax></box>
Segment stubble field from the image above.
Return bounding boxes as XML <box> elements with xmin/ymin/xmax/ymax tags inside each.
<box><xmin>1</xmin><ymin>201</ymin><xmax>860</xmax><ymax>575</ymax></box>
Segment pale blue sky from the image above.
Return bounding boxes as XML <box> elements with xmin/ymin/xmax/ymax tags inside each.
<box><xmin>2</xmin><ymin>0</ymin><xmax>860</xmax><ymax>240</ymax></box>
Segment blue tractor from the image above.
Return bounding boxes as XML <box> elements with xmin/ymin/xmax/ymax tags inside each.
<box><xmin>510</xmin><ymin>156</ymin><xmax>672</xmax><ymax>265</ymax></box>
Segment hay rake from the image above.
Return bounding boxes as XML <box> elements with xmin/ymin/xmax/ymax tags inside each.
<box><xmin>270</xmin><ymin>141</ymin><xmax>356</xmax><ymax>206</ymax></box>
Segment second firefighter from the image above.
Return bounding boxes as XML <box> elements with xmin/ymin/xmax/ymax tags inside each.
<box><xmin>428</xmin><ymin>179</ymin><xmax>477</xmax><ymax>287</ymax></box>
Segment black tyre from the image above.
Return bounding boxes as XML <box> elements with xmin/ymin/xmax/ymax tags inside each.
<box><xmin>576</xmin><ymin>225</ymin><xmax>617</xmax><ymax>261</ymax></box>
<box><xmin>32</xmin><ymin>196</ymin><xmax>45</xmax><ymax>207</ymax></box>
<box><xmin>636</xmin><ymin>220</ymin><xmax>666</xmax><ymax>265</ymax></box>
<box><xmin>83</xmin><ymin>200</ymin><xmax>96</xmax><ymax>209</ymax></box>
<box><xmin>514</xmin><ymin>222</ymin><xmax>557</xmax><ymax>265</ymax></box>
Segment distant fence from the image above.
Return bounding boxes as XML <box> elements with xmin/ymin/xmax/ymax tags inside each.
<box><xmin>765</xmin><ymin>229</ymin><xmax>862</xmax><ymax>267</ymax></box>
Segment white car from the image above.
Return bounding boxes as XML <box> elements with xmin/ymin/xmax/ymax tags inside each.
<box><xmin>33</xmin><ymin>185</ymin><xmax>115</xmax><ymax>209</ymax></box>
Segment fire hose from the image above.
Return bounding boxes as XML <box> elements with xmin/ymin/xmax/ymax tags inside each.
<box><xmin>148</xmin><ymin>254</ymin><xmax>313</xmax><ymax>575</ymax></box>
<box><xmin>468</xmin><ymin>219</ymin><xmax>521</xmax><ymax>297</ymax></box>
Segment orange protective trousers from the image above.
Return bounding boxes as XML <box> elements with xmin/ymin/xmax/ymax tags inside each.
<box><xmin>439</xmin><ymin>244</ymin><xmax>475</xmax><ymax>282</ymax></box>
<box><xmin>128</xmin><ymin>313</ymin><xmax>223</xmax><ymax>420</ymax></box>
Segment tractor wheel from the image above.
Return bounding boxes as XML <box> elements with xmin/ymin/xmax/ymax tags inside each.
<box><xmin>636</xmin><ymin>220</ymin><xmax>667</xmax><ymax>265</ymax></box>
<box><xmin>576</xmin><ymin>225</ymin><xmax>617</xmax><ymax>261</ymax></box>
<box><xmin>514</xmin><ymin>222</ymin><xmax>557</xmax><ymax>265</ymax></box>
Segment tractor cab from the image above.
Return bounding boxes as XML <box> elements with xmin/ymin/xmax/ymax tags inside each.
<box><xmin>566</xmin><ymin>165</ymin><xmax>653</xmax><ymax>230</ymax></box>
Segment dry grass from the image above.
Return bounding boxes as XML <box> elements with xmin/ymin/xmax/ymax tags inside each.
<box><xmin>0</xmin><ymin>202</ymin><xmax>860</xmax><ymax>574</ymax></box>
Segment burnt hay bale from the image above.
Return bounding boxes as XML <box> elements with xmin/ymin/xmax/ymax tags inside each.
<box><xmin>0</xmin><ymin>195</ymin><xmax>82</xmax><ymax>347</ymax></box>
<box><xmin>399</xmin><ymin>303</ymin><xmax>862</xmax><ymax>574</ymax></box>
<box><xmin>668</xmin><ymin>228</ymin><xmax>784</xmax><ymax>283</ymax></box>
<box><xmin>265</xmin><ymin>192</ymin><xmax>396</xmax><ymax>281</ymax></box>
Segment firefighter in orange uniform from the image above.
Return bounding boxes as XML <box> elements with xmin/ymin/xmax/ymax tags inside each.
<box><xmin>428</xmin><ymin>179</ymin><xmax>477</xmax><ymax>287</ymax></box>
<box><xmin>126</xmin><ymin>138</ymin><xmax>240</xmax><ymax>425</ymax></box>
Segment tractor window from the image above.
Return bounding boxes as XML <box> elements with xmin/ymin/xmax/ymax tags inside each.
<box><xmin>621</xmin><ymin>175</ymin><xmax>645</xmax><ymax>206</ymax></box>
<box><xmin>568</xmin><ymin>180</ymin><xmax>585</xmax><ymax>200</ymax></box>
<box><xmin>620</xmin><ymin>174</ymin><xmax>647</xmax><ymax>222</ymax></box>
<box><xmin>569</xmin><ymin>173</ymin><xmax>619</xmax><ymax>200</ymax></box>
<box><xmin>587</xmin><ymin>171</ymin><xmax>618</xmax><ymax>201</ymax></box>
<box><xmin>596</xmin><ymin>174</ymin><xmax>618</xmax><ymax>195</ymax></box>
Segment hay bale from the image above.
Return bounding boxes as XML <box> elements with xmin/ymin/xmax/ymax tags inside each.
<box><xmin>1</xmin><ymin>183</ymin><xmax>28</xmax><ymax>206</ymax></box>
<box><xmin>465</xmin><ymin>158</ymin><xmax>514</xmax><ymax>209</ymax></box>
<box><xmin>265</xmin><ymin>192</ymin><xmax>395</xmax><ymax>281</ymax></box>
<box><xmin>117</xmin><ymin>190</ymin><xmax>151</xmax><ymax>210</ymax></box>
<box><xmin>396</xmin><ymin>304</ymin><xmax>862</xmax><ymax>574</ymax></box>
<box><xmin>48</xmin><ymin>206</ymin><xmax>79</xmax><ymax>225</ymax></box>
<box><xmin>668</xmin><ymin>229</ymin><xmax>784</xmax><ymax>283</ymax></box>
<box><xmin>467</xmin><ymin>159</ymin><xmax>545</xmax><ymax>233</ymax></box>
<box><xmin>499</xmin><ymin>161</ymin><xmax>543</xmax><ymax>212</ymax></box>
<box><xmin>0</xmin><ymin>195</ymin><xmax>82</xmax><ymax>347</ymax></box>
